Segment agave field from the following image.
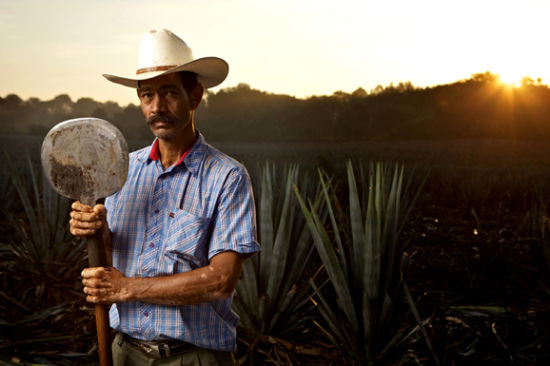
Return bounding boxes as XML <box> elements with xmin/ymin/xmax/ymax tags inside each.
<box><xmin>1</xmin><ymin>147</ymin><xmax>550</xmax><ymax>365</ymax></box>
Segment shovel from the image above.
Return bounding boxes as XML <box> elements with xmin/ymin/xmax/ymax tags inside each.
<box><xmin>41</xmin><ymin>118</ymin><xmax>129</xmax><ymax>366</ymax></box>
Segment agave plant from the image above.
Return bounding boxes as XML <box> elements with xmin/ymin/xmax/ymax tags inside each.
<box><xmin>0</xmin><ymin>152</ymin><xmax>101</xmax><ymax>360</ymax></box>
<box><xmin>233</xmin><ymin>163</ymin><xmax>323</xmax><ymax>341</ymax></box>
<box><xmin>294</xmin><ymin>161</ymin><xmax>433</xmax><ymax>364</ymax></box>
<box><xmin>1</xmin><ymin>152</ymin><xmax>86</xmax><ymax>310</ymax></box>
<box><xmin>533</xmin><ymin>198</ymin><xmax>550</xmax><ymax>272</ymax></box>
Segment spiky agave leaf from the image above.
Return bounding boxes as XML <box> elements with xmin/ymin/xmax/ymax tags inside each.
<box><xmin>295</xmin><ymin>172</ymin><xmax>361</xmax><ymax>352</ymax></box>
<box><xmin>2</xmin><ymin>151</ymin><xmax>85</xmax><ymax>308</ymax></box>
<box><xmin>0</xmin><ymin>152</ymin><xmax>94</xmax><ymax>360</ymax></box>
<box><xmin>296</xmin><ymin>161</ymin><xmax>427</xmax><ymax>363</ymax></box>
<box><xmin>234</xmin><ymin>163</ymin><xmax>322</xmax><ymax>338</ymax></box>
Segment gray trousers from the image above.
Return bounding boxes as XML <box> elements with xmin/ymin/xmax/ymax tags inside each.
<box><xmin>112</xmin><ymin>332</ymin><xmax>236</xmax><ymax>366</ymax></box>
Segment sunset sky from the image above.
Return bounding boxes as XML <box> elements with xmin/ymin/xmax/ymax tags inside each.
<box><xmin>2</xmin><ymin>0</ymin><xmax>550</xmax><ymax>106</ymax></box>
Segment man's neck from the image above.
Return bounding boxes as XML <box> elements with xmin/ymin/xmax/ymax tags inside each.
<box><xmin>158</xmin><ymin>128</ymin><xmax>197</xmax><ymax>169</ymax></box>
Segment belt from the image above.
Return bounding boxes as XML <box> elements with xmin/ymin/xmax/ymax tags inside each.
<box><xmin>120</xmin><ymin>332</ymin><xmax>198</xmax><ymax>359</ymax></box>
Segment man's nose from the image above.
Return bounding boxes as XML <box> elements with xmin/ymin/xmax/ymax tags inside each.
<box><xmin>150</xmin><ymin>93</ymin><xmax>166</xmax><ymax>113</ymax></box>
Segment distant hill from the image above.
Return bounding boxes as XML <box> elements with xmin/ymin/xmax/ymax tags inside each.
<box><xmin>2</xmin><ymin>72</ymin><xmax>550</xmax><ymax>143</ymax></box>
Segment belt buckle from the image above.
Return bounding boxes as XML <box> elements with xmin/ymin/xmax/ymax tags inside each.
<box><xmin>160</xmin><ymin>343</ymin><xmax>171</xmax><ymax>358</ymax></box>
<box><xmin>138</xmin><ymin>342</ymin><xmax>164</xmax><ymax>359</ymax></box>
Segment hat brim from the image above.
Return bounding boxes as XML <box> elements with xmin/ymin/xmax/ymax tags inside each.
<box><xmin>102</xmin><ymin>57</ymin><xmax>229</xmax><ymax>89</ymax></box>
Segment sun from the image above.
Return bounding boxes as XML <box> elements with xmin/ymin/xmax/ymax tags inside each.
<box><xmin>497</xmin><ymin>70</ymin><xmax>523</xmax><ymax>87</ymax></box>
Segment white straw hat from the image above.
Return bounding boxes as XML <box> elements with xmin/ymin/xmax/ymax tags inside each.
<box><xmin>103</xmin><ymin>29</ymin><xmax>229</xmax><ymax>88</ymax></box>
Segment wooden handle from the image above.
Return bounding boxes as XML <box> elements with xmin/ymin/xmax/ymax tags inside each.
<box><xmin>87</xmin><ymin>232</ymin><xmax>107</xmax><ymax>268</ymax></box>
<box><xmin>95</xmin><ymin>304</ymin><xmax>112</xmax><ymax>366</ymax></box>
<box><xmin>86</xmin><ymin>232</ymin><xmax>113</xmax><ymax>366</ymax></box>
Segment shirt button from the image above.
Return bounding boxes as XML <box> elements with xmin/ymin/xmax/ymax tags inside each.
<box><xmin>149</xmin><ymin>243</ymin><xmax>155</xmax><ymax>248</ymax></box>
<box><xmin>144</xmin><ymin>312</ymin><xmax>149</xmax><ymax>317</ymax></box>
<box><xmin>154</xmin><ymin>209</ymin><xmax>159</xmax><ymax>214</ymax></box>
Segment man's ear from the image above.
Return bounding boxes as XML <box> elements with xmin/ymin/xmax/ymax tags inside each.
<box><xmin>136</xmin><ymin>85</ymin><xmax>144</xmax><ymax>101</ymax></box>
<box><xmin>190</xmin><ymin>83</ymin><xmax>204</xmax><ymax>110</ymax></box>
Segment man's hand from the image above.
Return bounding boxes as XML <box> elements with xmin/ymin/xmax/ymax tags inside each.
<box><xmin>80</xmin><ymin>252</ymin><xmax>245</xmax><ymax>306</ymax></box>
<box><xmin>69</xmin><ymin>201</ymin><xmax>108</xmax><ymax>238</ymax></box>
<box><xmin>82</xmin><ymin>267</ymin><xmax>131</xmax><ymax>304</ymax></box>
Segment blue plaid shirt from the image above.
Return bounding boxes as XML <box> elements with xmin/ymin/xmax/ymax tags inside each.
<box><xmin>104</xmin><ymin>132</ymin><xmax>260</xmax><ymax>351</ymax></box>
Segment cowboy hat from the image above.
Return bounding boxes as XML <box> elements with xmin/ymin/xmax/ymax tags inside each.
<box><xmin>103</xmin><ymin>29</ymin><xmax>228</xmax><ymax>88</ymax></box>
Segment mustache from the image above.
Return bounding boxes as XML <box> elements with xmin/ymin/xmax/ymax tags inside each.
<box><xmin>146</xmin><ymin>113</ymin><xmax>179</xmax><ymax>125</ymax></box>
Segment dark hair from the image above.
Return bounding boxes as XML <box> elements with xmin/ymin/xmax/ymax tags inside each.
<box><xmin>179</xmin><ymin>71</ymin><xmax>198</xmax><ymax>96</ymax></box>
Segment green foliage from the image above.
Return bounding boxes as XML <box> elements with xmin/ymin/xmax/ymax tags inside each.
<box><xmin>233</xmin><ymin>164</ymin><xmax>322</xmax><ymax>338</ymax></box>
<box><xmin>6</xmin><ymin>72</ymin><xmax>550</xmax><ymax>147</ymax></box>
<box><xmin>294</xmin><ymin>161</ymin><xmax>428</xmax><ymax>364</ymax></box>
<box><xmin>0</xmin><ymin>152</ymin><xmax>86</xmax><ymax>312</ymax></box>
<box><xmin>0</xmin><ymin>152</ymin><xmax>93</xmax><ymax>359</ymax></box>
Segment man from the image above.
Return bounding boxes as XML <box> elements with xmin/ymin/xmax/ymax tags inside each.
<box><xmin>69</xmin><ymin>29</ymin><xmax>260</xmax><ymax>365</ymax></box>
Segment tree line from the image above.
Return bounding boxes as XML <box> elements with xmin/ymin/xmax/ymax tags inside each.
<box><xmin>2</xmin><ymin>71</ymin><xmax>550</xmax><ymax>142</ymax></box>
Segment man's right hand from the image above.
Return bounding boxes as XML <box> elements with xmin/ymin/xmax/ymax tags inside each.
<box><xmin>69</xmin><ymin>201</ymin><xmax>108</xmax><ymax>238</ymax></box>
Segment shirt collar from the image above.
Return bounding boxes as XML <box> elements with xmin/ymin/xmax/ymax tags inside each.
<box><xmin>136</xmin><ymin>131</ymin><xmax>206</xmax><ymax>175</ymax></box>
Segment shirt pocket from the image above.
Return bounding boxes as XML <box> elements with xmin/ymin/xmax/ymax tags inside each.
<box><xmin>162</xmin><ymin>209</ymin><xmax>211</xmax><ymax>274</ymax></box>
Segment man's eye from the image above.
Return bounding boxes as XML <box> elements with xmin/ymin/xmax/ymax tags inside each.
<box><xmin>165</xmin><ymin>90</ymin><xmax>179</xmax><ymax>97</ymax></box>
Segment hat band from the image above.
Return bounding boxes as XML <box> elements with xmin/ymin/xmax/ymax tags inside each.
<box><xmin>136</xmin><ymin>65</ymin><xmax>177</xmax><ymax>75</ymax></box>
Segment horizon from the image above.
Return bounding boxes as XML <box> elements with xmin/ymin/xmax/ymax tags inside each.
<box><xmin>2</xmin><ymin>0</ymin><xmax>550</xmax><ymax>106</ymax></box>
<box><xmin>0</xmin><ymin>70</ymin><xmax>543</xmax><ymax>107</ymax></box>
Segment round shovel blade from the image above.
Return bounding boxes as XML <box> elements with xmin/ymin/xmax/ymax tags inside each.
<box><xmin>41</xmin><ymin>118</ymin><xmax>129</xmax><ymax>205</ymax></box>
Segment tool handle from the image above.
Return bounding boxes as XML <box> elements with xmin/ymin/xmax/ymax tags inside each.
<box><xmin>95</xmin><ymin>304</ymin><xmax>112</xmax><ymax>366</ymax></box>
<box><xmin>87</xmin><ymin>233</ymin><xmax>107</xmax><ymax>268</ymax></box>
<box><xmin>86</xmin><ymin>232</ymin><xmax>113</xmax><ymax>366</ymax></box>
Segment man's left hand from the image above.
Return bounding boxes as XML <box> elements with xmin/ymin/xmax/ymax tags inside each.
<box><xmin>82</xmin><ymin>267</ymin><xmax>131</xmax><ymax>304</ymax></box>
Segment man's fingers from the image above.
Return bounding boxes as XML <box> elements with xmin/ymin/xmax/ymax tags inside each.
<box><xmin>83</xmin><ymin>287</ymin><xmax>113</xmax><ymax>304</ymax></box>
<box><xmin>69</xmin><ymin>202</ymin><xmax>108</xmax><ymax>239</ymax></box>
<box><xmin>70</xmin><ymin>218</ymin><xmax>102</xmax><ymax>229</ymax></box>
<box><xmin>82</xmin><ymin>277</ymin><xmax>105</xmax><ymax>288</ymax></box>
<box><xmin>85</xmin><ymin>295</ymin><xmax>105</xmax><ymax>304</ymax></box>
<box><xmin>70</xmin><ymin>202</ymin><xmax>105</xmax><ymax>223</ymax></box>
<box><xmin>70</xmin><ymin>227</ymin><xmax>97</xmax><ymax>237</ymax></box>
<box><xmin>70</xmin><ymin>210</ymin><xmax>101</xmax><ymax>222</ymax></box>
<box><xmin>71</xmin><ymin>201</ymin><xmax>93</xmax><ymax>212</ymax></box>
<box><xmin>80</xmin><ymin>266</ymin><xmax>121</xmax><ymax>304</ymax></box>
<box><xmin>81</xmin><ymin>266</ymin><xmax>108</xmax><ymax>278</ymax></box>
<box><xmin>83</xmin><ymin>286</ymin><xmax>102</xmax><ymax>295</ymax></box>
<box><xmin>69</xmin><ymin>217</ymin><xmax>101</xmax><ymax>238</ymax></box>
<box><xmin>92</xmin><ymin>204</ymin><xmax>107</xmax><ymax>219</ymax></box>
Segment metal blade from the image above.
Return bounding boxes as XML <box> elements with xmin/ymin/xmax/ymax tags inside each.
<box><xmin>41</xmin><ymin>118</ymin><xmax>129</xmax><ymax>205</ymax></box>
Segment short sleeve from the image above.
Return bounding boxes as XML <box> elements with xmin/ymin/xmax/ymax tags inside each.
<box><xmin>104</xmin><ymin>192</ymin><xmax>118</xmax><ymax>229</ymax></box>
<box><xmin>208</xmin><ymin>168</ymin><xmax>260</xmax><ymax>259</ymax></box>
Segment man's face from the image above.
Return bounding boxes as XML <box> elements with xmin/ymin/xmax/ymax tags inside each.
<box><xmin>137</xmin><ymin>73</ymin><xmax>199</xmax><ymax>141</ymax></box>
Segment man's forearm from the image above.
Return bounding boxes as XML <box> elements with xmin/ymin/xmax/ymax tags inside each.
<box><xmin>125</xmin><ymin>265</ymin><xmax>237</xmax><ymax>305</ymax></box>
<box><xmin>83</xmin><ymin>251</ymin><xmax>243</xmax><ymax>306</ymax></box>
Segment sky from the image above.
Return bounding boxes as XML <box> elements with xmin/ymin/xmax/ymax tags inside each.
<box><xmin>2</xmin><ymin>0</ymin><xmax>550</xmax><ymax>106</ymax></box>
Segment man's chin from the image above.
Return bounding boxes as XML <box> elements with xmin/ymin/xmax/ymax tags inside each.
<box><xmin>153</xmin><ymin>130</ymin><xmax>178</xmax><ymax>140</ymax></box>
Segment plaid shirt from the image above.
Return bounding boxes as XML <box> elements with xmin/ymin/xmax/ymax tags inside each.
<box><xmin>104</xmin><ymin>132</ymin><xmax>260</xmax><ymax>351</ymax></box>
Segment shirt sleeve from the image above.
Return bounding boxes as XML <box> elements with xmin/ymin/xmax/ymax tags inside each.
<box><xmin>104</xmin><ymin>192</ymin><xmax>118</xmax><ymax>229</ymax></box>
<box><xmin>208</xmin><ymin>167</ymin><xmax>261</xmax><ymax>259</ymax></box>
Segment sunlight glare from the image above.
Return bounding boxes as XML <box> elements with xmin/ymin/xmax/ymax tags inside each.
<box><xmin>497</xmin><ymin>70</ymin><xmax>523</xmax><ymax>87</ymax></box>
